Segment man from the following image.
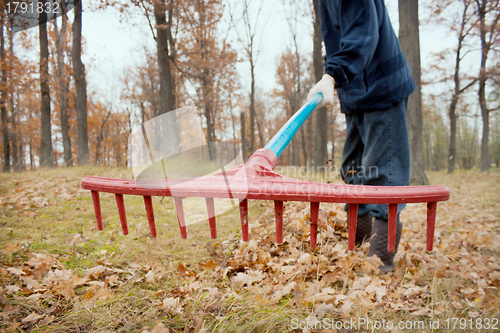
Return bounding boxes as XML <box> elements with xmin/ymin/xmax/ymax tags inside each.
<box><xmin>307</xmin><ymin>0</ymin><xmax>415</xmax><ymax>271</ymax></box>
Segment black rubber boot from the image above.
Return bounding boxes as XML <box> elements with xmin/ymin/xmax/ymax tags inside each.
<box><xmin>368</xmin><ymin>219</ymin><xmax>403</xmax><ymax>272</ymax></box>
<box><xmin>354</xmin><ymin>213</ymin><xmax>373</xmax><ymax>244</ymax></box>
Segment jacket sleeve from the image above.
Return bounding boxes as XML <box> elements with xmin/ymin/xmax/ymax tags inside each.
<box><xmin>323</xmin><ymin>0</ymin><xmax>379</xmax><ymax>88</ymax></box>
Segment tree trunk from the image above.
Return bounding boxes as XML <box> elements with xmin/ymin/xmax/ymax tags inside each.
<box><xmin>154</xmin><ymin>0</ymin><xmax>175</xmax><ymax>116</ymax></box>
<box><xmin>55</xmin><ymin>5</ymin><xmax>72</xmax><ymax>166</ymax></box>
<box><xmin>448</xmin><ymin>47</ymin><xmax>461</xmax><ymax>174</ymax></box>
<box><xmin>331</xmin><ymin>125</ymin><xmax>335</xmax><ymax>164</ymax></box>
<box><xmin>479</xmin><ymin>82</ymin><xmax>489</xmax><ymax>171</ymax></box>
<box><xmin>229</xmin><ymin>96</ymin><xmax>238</xmax><ymax>158</ymax></box>
<box><xmin>255</xmin><ymin>107</ymin><xmax>264</xmax><ymax>148</ymax></box>
<box><xmin>290</xmin><ymin>102</ymin><xmax>299</xmax><ymax>165</ymax></box>
<box><xmin>39</xmin><ymin>3</ymin><xmax>53</xmax><ymax>168</ymax></box>
<box><xmin>205</xmin><ymin>97</ymin><xmax>214</xmax><ymax>155</ymax></box>
<box><xmin>249</xmin><ymin>59</ymin><xmax>256</xmax><ymax>155</ymax></box>
<box><xmin>300</xmin><ymin>127</ymin><xmax>307</xmax><ymax>166</ymax></box>
<box><xmin>476</xmin><ymin>0</ymin><xmax>491</xmax><ymax>172</ymax></box>
<box><xmin>241</xmin><ymin>112</ymin><xmax>247</xmax><ymax>162</ymax></box>
<box><xmin>154</xmin><ymin>0</ymin><xmax>178</xmax><ymax>157</ymax></box>
<box><xmin>115</xmin><ymin>127</ymin><xmax>121</xmax><ymax>167</ymax></box>
<box><xmin>448</xmin><ymin>2</ymin><xmax>469</xmax><ymax>174</ymax></box>
<box><xmin>292</xmin><ymin>41</ymin><xmax>301</xmax><ymax>166</ymax></box>
<box><xmin>95</xmin><ymin>110</ymin><xmax>111</xmax><ymax>164</ymax></box>
<box><xmin>307</xmin><ymin>116</ymin><xmax>313</xmax><ymax>164</ymax></box>
<box><xmin>448</xmin><ymin>100</ymin><xmax>457</xmax><ymax>174</ymax></box>
<box><xmin>73</xmin><ymin>0</ymin><xmax>89</xmax><ymax>165</ymax></box>
<box><xmin>313</xmin><ymin>0</ymin><xmax>328</xmax><ymax>171</ymax></box>
<box><xmin>9</xmin><ymin>20</ymin><xmax>19</xmax><ymax>172</ymax></box>
<box><xmin>1</xmin><ymin>16</ymin><xmax>10</xmax><ymax>172</ymax></box>
<box><xmin>398</xmin><ymin>0</ymin><xmax>428</xmax><ymax>184</ymax></box>
<box><xmin>10</xmin><ymin>102</ymin><xmax>17</xmax><ymax>171</ymax></box>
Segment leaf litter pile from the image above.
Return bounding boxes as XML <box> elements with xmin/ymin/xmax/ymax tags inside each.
<box><xmin>0</xmin><ymin>169</ymin><xmax>499</xmax><ymax>332</ymax></box>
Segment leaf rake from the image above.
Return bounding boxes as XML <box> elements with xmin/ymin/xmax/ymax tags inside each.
<box><xmin>81</xmin><ymin>94</ymin><xmax>450</xmax><ymax>252</ymax></box>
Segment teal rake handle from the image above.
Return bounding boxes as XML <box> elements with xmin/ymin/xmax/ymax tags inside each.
<box><xmin>264</xmin><ymin>93</ymin><xmax>323</xmax><ymax>158</ymax></box>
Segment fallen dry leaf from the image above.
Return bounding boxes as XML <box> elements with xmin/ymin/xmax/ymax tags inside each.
<box><xmin>21</xmin><ymin>275</ymin><xmax>39</xmax><ymax>289</ymax></box>
<box><xmin>314</xmin><ymin>302</ymin><xmax>334</xmax><ymax>318</ymax></box>
<box><xmin>4</xmin><ymin>285</ymin><xmax>21</xmax><ymax>294</ymax></box>
<box><xmin>231</xmin><ymin>270</ymin><xmax>265</xmax><ymax>288</ymax></box>
<box><xmin>82</xmin><ymin>285</ymin><xmax>114</xmax><ymax>303</ymax></box>
<box><xmin>70</xmin><ymin>273</ymin><xmax>88</xmax><ymax>287</ymax></box>
<box><xmin>4</xmin><ymin>242</ymin><xmax>20</xmax><ymax>255</ymax></box>
<box><xmin>39</xmin><ymin>315</ymin><xmax>55</xmax><ymax>326</ymax></box>
<box><xmin>340</xmin><ymin>299</ymin><xmax>353</xmax><ymax>314</ymax></box>
<box><xmin>0</xmin><ymin>267</ymin><xmax>9</xmax><ymax>278</ymax></box>
<box><xmin>93</xmin><ymin>287</ymin><xmax>115</xmax><ymax>302</ymax></box>
<box><xmin>410</xmin><ymin>308</ymin><xmax>442</xmax><ymax>317</ymax></box>
<box><xmin>7</xmin><ymin>267</ymin><xmax>25</xmax><ymax>276</ymax></box>
<box><xmin>162</xmin><ymin>297</ymin><xmax>183</xmax><ymax>314</ymax></box>
<box><xmin>85</xmin><ymin>265</ymin><xmax>106</xmax><ymax>280</ymax></box>
<box><xmin>0</xmin><ymin>304</ymin><xmax>19</xmax><ymax>320</ymax></box>
<box><xmin>151</xmin><ymin>322</ymin><xmax>170</xmax><ymax>333</ymax></box>
<box><xmin>183</xmin><ymin>281</ymin><xmax>203</xmax><ymax>293</ymax></box>
<box><xmin>298</xmin><ymin>253</ymin><xmax>312</xmax><ymax>265</ymax></box>
<box><xmin>82</xmin><ymin>285</ymin><xmax>98</xmax><ymax>302</ymax></box>
<box><xmin>403</xmin><ymin>286</ymin><xmax>424</xmax><ymax>298</ymax></box>
<box><xmin>199</xmin><ymin>259</ymin><xmax>219</xmax><ymax>270</ymax></box>
<box><xmin>365</xmin><ymin>284</ymin><xmax>387</xmax><ymax>303</ymax></box>
<box><xmin>361</xmin><ymin>255</ymin><xmax>382</xmax><ymax>273</ymax></box>
<box><xmin>337</xmin><ymin>253</ymin><xmax>358</xmax><ymax>270</ymax></box>
<box><xmin>352</xmin><ymin>276</ymin><xmax>371</xmax><ymax>290</ymax></box>
<box><xmin>145</xmin><ymin>270</ymin><xmax>157</xmax><ymax>283</ymax></box>
<box><xmin>270</xmin><ymin>281</ymin><xmax>297</xmax><ymax>303</ymax></box>
<box><xmin>21</xmin><ymin>312</ymin><xmax>44</xmax><ymax>324</ymax></box>
<box><xmin>105</xmin><ymin>274</ymin><xmax>120</xmax><ymax>287</ymax></box>
<box><xmin>177</xmin><ymin>263</ymin><xmax>196</xmax><ymax>277</ymax></box>
<box><xmin>488</xmin><ymin>270</ymin><xmax>500</xmax><ymax>281</ymax></box>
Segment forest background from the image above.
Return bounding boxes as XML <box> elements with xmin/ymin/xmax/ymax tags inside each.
<box><xmin>0</xmin><ymin>0</ymin><xmax>499</xmax><ymax>176</ymax></box>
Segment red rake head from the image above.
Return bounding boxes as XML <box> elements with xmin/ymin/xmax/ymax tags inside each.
<box><xmin>82</xmin><ymin>148</ymin><xmax>450</xmax><ymax>252</ymax></box>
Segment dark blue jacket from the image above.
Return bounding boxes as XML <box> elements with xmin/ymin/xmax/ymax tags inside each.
<box><xmin>318</xmin><ymin>0</ymin><xmax>415</xmax><ymax>113</ymax></box>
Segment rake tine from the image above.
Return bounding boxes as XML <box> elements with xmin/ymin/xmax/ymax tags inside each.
<box><xmin>274</xmin><ymin>201</ymin><xmax>284</xmax><ymax>244</ymax></box>
<box><xmin>115</xmin><ymin>194</ymin><xmax>128</xmax><ymax>235</ymax></box>
<box><xmin>206</xmin><ymin>197</ymin><xmax>217</xmax><ymax>239</ymax></box>
<box><xmin>387</xmin><ymin>203</ymin><xmax>398</xmax><ymax>252</ymax></box>
<box><xmin>310</xmin><ymin>202</ymin><xmax>320</xmax><ymax>248</ymax></box>
<box><xmin>239</xmin><ymin>199</ymin><xmax>249</xmax><ymax>241</ymax></box>
<box><xmin>143</xmin><ymin>196</ymin><xmax>157</xmax><ymax>238</ymax></box>
<box><xmin>174</xmin><ymin>198</ymin><xmax>187</xmax><ymax>239</ymax></box>
<box><xmin>348</xmin><ymin>203</ymin><xmax>359</xmax><ymax>251</ymax></box>
<box><xmin>426</xmin><ymin>202</ymin><xmax>437</xmax><ymax>251</ymax></box>
<box><xmin>91</xmin><ymin>191</ymin><xmax>103</xmax><ymax>231</ymax></box>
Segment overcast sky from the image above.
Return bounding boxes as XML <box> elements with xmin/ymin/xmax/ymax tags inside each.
<box><xmin>80</xmin><ymin>0</ymin><xmax>472</xmax><ymax>109</ymax></box>
<box><xmin>6</xmin><ymin>0</ymin><xmax>472</xmax><ymax>123</ymax></box>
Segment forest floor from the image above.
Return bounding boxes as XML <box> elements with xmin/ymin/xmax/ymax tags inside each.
<box><xmin>0</xmin><ymin>167</ymin><xmax>499</xmax><ymax>332</ymax></box>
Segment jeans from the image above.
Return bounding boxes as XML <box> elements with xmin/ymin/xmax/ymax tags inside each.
<box><xmin>341</xmin><ymin>98</ymin><xmax>410</xmax><ymax>221</ymax></box>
